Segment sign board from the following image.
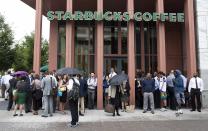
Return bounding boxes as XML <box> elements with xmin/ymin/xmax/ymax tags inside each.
<box><xmin>47</xmin><ymin>11</ymin><xmax>185</xmax><ymax>22</ymax></box>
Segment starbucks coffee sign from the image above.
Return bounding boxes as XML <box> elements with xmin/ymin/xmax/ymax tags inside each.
<box><xmin>47</xmin><ymin>11</ymin><xmax>184</xmax><ymax>22</ymax></box>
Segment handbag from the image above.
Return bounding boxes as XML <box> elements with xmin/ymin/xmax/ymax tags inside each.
<box><xmin>60</xmin><ymin>86</ymin><xmax>66</xmax><ymax>92</ymax></box>
<box><xmin>57</xmin><ymin>90</ymin><xmax>63</xmax><ymax>97</ymax></box>
<box><xmin>104</xmin><ymin>100</ymin><xmax>115</xmax><ymax>113</ymax></box>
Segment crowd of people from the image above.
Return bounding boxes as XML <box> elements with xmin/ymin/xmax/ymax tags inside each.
<box><xmin>0</xmin><ymin>68</ymin><xmax>204</xmax><ymax>128</ymax></box>
<box><xmin>135</xmin><ymin>69</ymin><xmax>204</xmax><ymax>115</ymax></box>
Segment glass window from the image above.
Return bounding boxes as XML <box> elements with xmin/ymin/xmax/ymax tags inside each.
<box><xmin>58</xmin><ymin>25</ymin><xmax>66</xmax><ymax>69</ymax></box>
<box><xmin>75</xmin><ymin>24</ymin><xmax>95</xmax><ymax>74</ymax></box>
<box><xmin>104</xmin><ymin>25</ymin><xmax>118</xmax><ymax>54</ymax></box>
<box><xmin>121</xmin><ymin>27</ymin><xmax>128</xmax><ymax>54</ymax></box>
<box><xmin>137</xmin><ymin>22</ymin><xmax>157</xmax><ymax>73</ymax></box>
<box><xmin>104</xmin><ymin>57</ymin><xmax>127</xmax><ymax>74</ymax></box>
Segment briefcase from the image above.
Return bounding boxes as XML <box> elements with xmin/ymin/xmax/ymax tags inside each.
<box><xmin>105</xmin><ymin>102</ymin><xmax>115</xmax><ymax>113</ymax></box>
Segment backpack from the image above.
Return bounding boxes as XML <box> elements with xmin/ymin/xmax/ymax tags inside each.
<box><xmin>68</xmin><ymin>78</ymin><xmax>80</xmax><ymax>100</ymax></box>
<box><xmin>16</xmin><ymin>80</ymin><xmax>26</xmax><ymax>93</ymax></box>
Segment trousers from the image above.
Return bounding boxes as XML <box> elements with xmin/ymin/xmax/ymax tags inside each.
<box><xmin>43</xmin><ymin>95</ymin><xmax>53</xmax><ymax>116</ymax></box>
<box><xmin>143</xmin><ymin>92</ymin><xmax>154</xmax><ymax>111</ymax></box>
<box><xmin>191</xmin><ymin>88</ymin><xmax>201</xmax><ymax>110</ymax></box>
<box><xmin>69</xmin><ymin>99</ymin><xmax>79</xmax><ymax>125</ymax></box>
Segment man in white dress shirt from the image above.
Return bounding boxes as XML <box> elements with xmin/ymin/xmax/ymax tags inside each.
<box><xmin>67</xmin><ymin>75</ymin><xmax>80</xmax><ymax>128</ymax></box>
<box><xmin>109</xmin><ymin>68</ymin><xmax>117</xmax><ymax>79</ymax></box>
<box><xmin>188</xmin><ymin>72</ymin><xmax>204</xmax><ymax>112</ymax></box>
<box><xmin>1</xmin><ymin>71</ymin><xmax>12</xmax><ymax>100</ymax></box>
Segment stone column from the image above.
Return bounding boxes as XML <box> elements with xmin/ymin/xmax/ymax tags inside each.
<box><xmin>184</xmin><ymin>0</ymin><xmax>197</xmax><ymax>78</ymax></box>
<box><xmin>49</xmin><ymin>20</ymin><xmax>58</xmax><ymax>71</ymax></box>
<box><xmin>127</xmin><ymin>0</ymin><xmax>136</xmax><ymax>105</ymax></box>
<box><xmin>156</xmin><ymin>0</ymin><xmax>166</xmax><ymax>73</ymax></box>
<box><xmin>33</xmin><ymin>0</ymin><xmax>42</xmax><ymax>74</ymax></box>
<box><xmin>66</xmin><ymin>0</ymin><xmax>74</xmax><ymax>67</ymax></box>
<box><xmin>96</xmin><ymin>0</ymin><xmax>104</xmax><ymax>109</ymax></box>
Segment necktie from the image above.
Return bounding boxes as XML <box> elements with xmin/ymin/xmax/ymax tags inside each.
<box><xmin>195</xmin><ymin>78</ymin><xmax>198</xmax><ymax>89</ymax></box>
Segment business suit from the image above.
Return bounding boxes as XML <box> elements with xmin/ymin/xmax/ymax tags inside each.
<box><xmin>25</xmin><ymin>76</ymin><xmax>33</xmax><ymax>113</ymax></box>
<box><xmin>41</xmin><ymin>75</ymin><xmax>56</xmax><ymax>117</ymax></box>
<box><xmin>188</xmin><ymin>76</ymin><xmax>204</xmax><ymax>111</ymax></box>
<box><xmin>7</xmin><ymin>78</ymin><xmax>17</xmax><ymax>111</ymax></box>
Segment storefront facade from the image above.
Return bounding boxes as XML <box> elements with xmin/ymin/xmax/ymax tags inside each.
<box><xmin>195</xmin><ymin>0</ymin><xmax>208</xmax><ymax>107</ymax></box>
<box><xmin>21</xmin><ymin>0</ymin><xmax>197</xmax><ymax>109</ymax></box>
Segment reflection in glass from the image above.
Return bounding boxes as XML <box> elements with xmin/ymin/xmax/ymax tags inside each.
<box><xmin>58</xmin><ymin>25</ymin><xmax>66</xmax><ymax>69</ymax></box>
<box><xmin>75</xmin><ymin>25</ymin><xmax>95</xmax><ymax>74</ymax></box>
<box><xmin>104</xmin><ymin>27</ymin><xmax>118</xmax><ymax>54</ymax></box>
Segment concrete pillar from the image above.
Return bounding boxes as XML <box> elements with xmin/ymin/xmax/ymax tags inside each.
<box><xmin>96</xmin><ymin>0</ymin><xmax>104</xmax><ymax>109</ymax></box>
<box><xmin>156</xmin><ymin>0</ymin><xmax>166</xmax><ymax>73</ymax></box>
<box><xmin>127</xmin><ymin>0</ymin><xmax>136</xmax><ymax>105</ymax></box>
<box><xmin>66</xmin><ymin>0</ymin><xmax>75</xmax><ymax>67</ymax></box>
<box><xmin>33</xmin><ymin>0</ymin><xmax>42</xmax><ymax>74</ymax></box>
<box><xmin>49</xmin><ymin>20</ymin><xmax>58</xmax><ymax>71</ymax></box>
<box><xmin>184</xmin><ymin>0</ymin><xmax>197</xmax><ymax>78</ymax></box>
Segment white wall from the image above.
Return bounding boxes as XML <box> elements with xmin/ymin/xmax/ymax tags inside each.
<box><xmin>196</xmin><ymin>0</ymin><xmax>208</xmax><ymax>90</ymax></box>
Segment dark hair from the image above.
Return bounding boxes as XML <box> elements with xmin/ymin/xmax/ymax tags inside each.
<box><xmin>63</xmin><ymin>74</ymin><xmax>69</xmax><ymax>82</ymax></box>
<box><xmin>20</xmin><ymin>76</ymin><xmax>27</xmax><ymax>81</ymax></box>
<box><xmin>45</xmin><ymin>71</ymin><xmax>49</xmax><ymax>75</ymax></box>
<box><xmin>49</xmin><ymin>71</ymin><xmax>53</xmax><ymax>75</ymax></box>
<box><xmin>34</xmin><ymin>74</ymin><xmax>40</xmax><ymax>79</ymax></box>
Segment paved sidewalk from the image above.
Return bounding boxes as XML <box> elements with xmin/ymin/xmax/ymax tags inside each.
<box><xmin>1</xmin><ymin>98</ymin><xmax>208</xmax><ymax>131</ymax></box>
<box><xmin>0</xmin><ymin>120</ymin><xmax>208</xmax><ymax>131</ymax></box>
<box><xmin>1</xmin><ymin>98</ymin><xmax>208</xmax><ymax>123</ymax></box>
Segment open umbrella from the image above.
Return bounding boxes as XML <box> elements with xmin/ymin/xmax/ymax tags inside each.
<box><xmin>13</xmin><ymin>71</ymin><xmax>28</xmax><ymax>77</ymax></box>
<box><xmin>109</xmin><ymin>74</ymin><xmax>128</xmax><ymax>86</ymax></box>
<box><xmin>56</xmin><ymin>67</ymin><xmax>81</xmax><ymax>75</ymax></box>
<box><xmin>40</xmin><ymin>65</ymin><xmax>48</xmax><ymax>72</ymax></box>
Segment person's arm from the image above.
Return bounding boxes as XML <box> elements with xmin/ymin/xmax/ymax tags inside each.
<box><xmin>108</xmin><ymin>86</ymin><xmax>111</xmax><ymax>97</ymax></box>
<box><xmin>41</xmin><ymin>79</ymin><xmax>45</xmax><ymax>89</ymax></box>
<box><xmin>67</xmin><ymin>79</ymin><xmax>73</xmax><ymax>91</ymax></box>
<box><xmin>93</xmin><ymin>78</ymin><xmax>97</xmax><ymax>87</ymax></box>
<box><xmin>87</xmin><ymin>79</ymin><xmax>90</xmax><ymax>86</ymax></box>
<box><xmin>188</xmin><ymin>78</ymin><xmax>192</xmax><ymax>93</ymax></box>
<box><xmin>53</xmin><ymin>76</ymin><xmax>58</xmax><ymax>87</ymax></box>
<box><xmin>58</xmin><ymin>80</ymin><xmax>63</xmax><ymax>89</ymax></box>
<box><xmin>152</xmin><ymin>80</ymin><xmax>156</xmax><ymax>92</ymax></box>
<box><xmin>87</xmin><ymin>78</ymin><xmax>93</xmax><ymax>86</ymax></box>
<box><xmin>154</xmin><ymin>78</ymin><xmax>159</xmax><ymax>90</ymax></box>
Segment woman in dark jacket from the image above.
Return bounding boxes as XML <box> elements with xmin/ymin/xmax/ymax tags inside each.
<box><xmin>31</xmin><ymin>74</ymin><xmax>42</xmax><ymax>115</ymax></box>
<box><xmin>13</xmin><ymin>76</ymin><xmax>27</xmax><ymax>116</ymax></box>
<box><xmin>78</xmin><ymin>75</ymin><xmax>87</xmax><ymax>115</ymax></box>
<box><xmin>103</xmin><ymin>75</ymin><xmax>109</xmax><ymax>107</ymax></box>
<box><xmin>108</xmin><ymin>85</ymin><xmax>121</xmax><ymax>116</ymax></box>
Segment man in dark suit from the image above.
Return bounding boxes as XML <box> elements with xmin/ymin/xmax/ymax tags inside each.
<box><xmin>7</xmin><ymin>76</ymin><xmax>17</xmax><ymax>111</ymax></box>
<box><xmin>78</xmin><ymin>75</ymin><xmax>87</xmax><ymax>116</ymax></box>
<box><xmin>25</xmin><ymin>71</ymin><xmax>34</xmax><ymax>113</ymax></box>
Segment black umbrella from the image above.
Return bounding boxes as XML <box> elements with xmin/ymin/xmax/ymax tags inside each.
<box><xmin>109</xmin><ymin>74</ymin><xmax>129</xmax><ymax>86</ymax></box>
<box><xmin>56</xmin><ymin>67</ymin><xmax>81</xmax><ymax>75</ymax></box>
